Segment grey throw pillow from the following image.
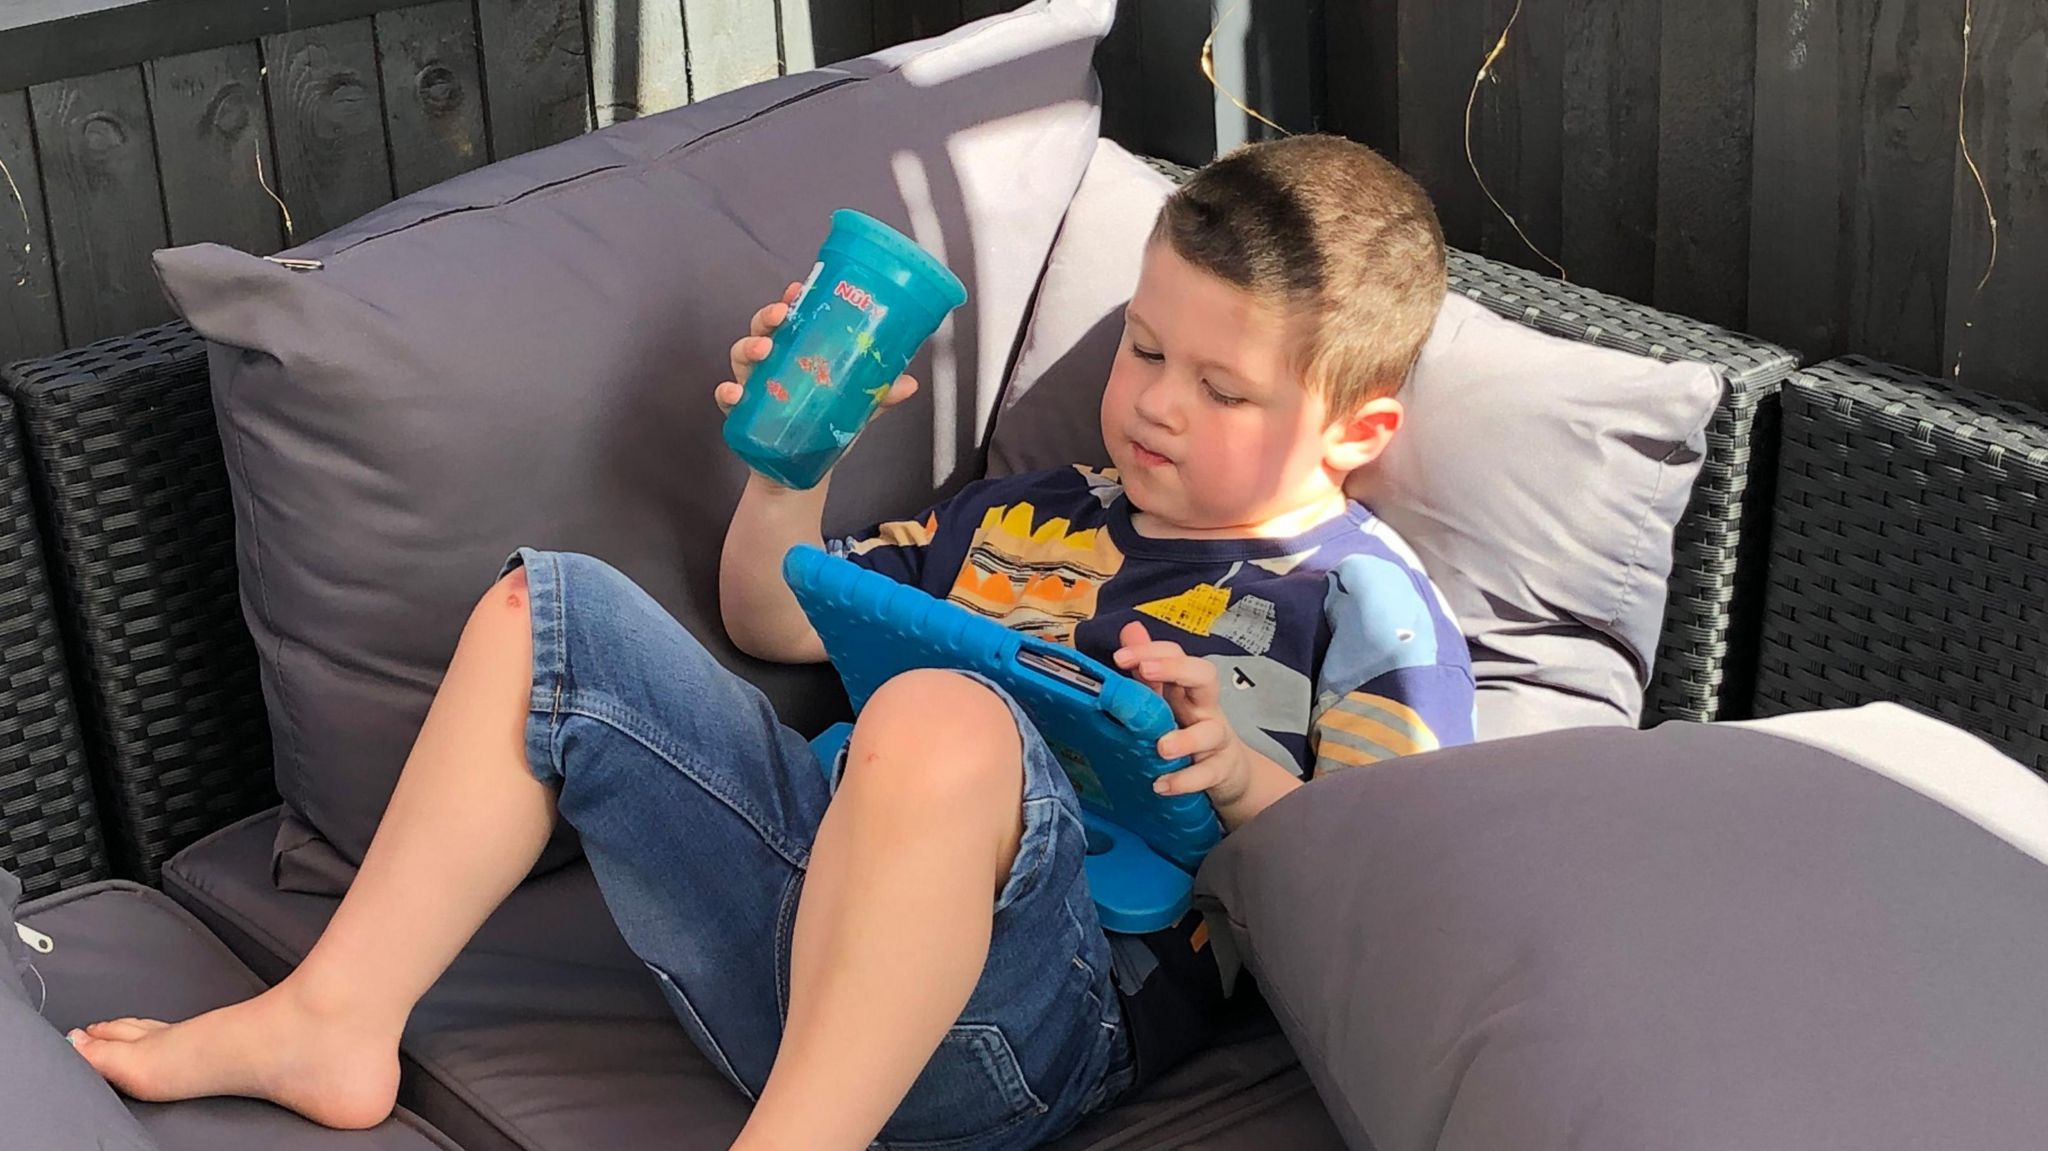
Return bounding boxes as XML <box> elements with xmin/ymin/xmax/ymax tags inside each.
<box><xmin>0</xmin><ymin>868</ymin><xmax>159</xmax><ymax>1151</ymax></box>
<box><xmin>1347</xmin><ymin>295</ymin><xmax>1719</xmax><ymax>735</ymax></box>
<box><xmin>1194</xmin><ymin>714</ymin><xmax>2048</xmax><ymax>1150</ymax></box>
<box><xmin>153</xmin><ymin>1</ymin><xmax>1115</xmax><ymax>885</ymax></box>
<box><xmin>984</xmin><ymin>143</ymin><xmax>1721</xmax><ymax>738</ymax></box>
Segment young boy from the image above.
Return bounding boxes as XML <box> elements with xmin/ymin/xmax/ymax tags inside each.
<box><xmin>68</xmin><ymin>134</ymin><xmax>1472</xmax><ymax>1151</ymax></box>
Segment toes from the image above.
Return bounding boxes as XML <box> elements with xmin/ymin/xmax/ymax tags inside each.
<box><xmin>85</xmin><ymin>1018</ymin><xmax>161</xmax><ymax>1042</ymax></box>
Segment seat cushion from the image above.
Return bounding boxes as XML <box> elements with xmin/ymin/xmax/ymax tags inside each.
<box><xmin>15</xmin><ymin>877</ymin><xmax>454</xmax><ymax>1150</ymax></box>
<box><xmin>984</xmin><ymin>145</ymin><xmax>1722</xmax><ymax>738</ymax></box>
<box><xmin>150</xmin><ymin>0</ymin><xmax>1117</xmax><ymax>888</ymax></box>
<box><xmin>168</xmin><ymin>808</ymin><xmax>1325</xmax><ymax>1150</ymax></box>
<box><xmin>2</xmin><ymin>867</ymin><xmax>156</xmax><ymax>1150</ymax></box>
<box><xmin>1194</xmin><ymin>709</ymin><xmax>2048</xmax><ymax>1151</ymax></box>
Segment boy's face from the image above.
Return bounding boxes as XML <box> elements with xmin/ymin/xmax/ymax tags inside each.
<box><xmin>1100</xmin><ymin>240</ymin><xmax>1386</xmax><ymax>535</ymax></box>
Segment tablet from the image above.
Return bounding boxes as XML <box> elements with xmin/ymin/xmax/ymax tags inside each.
<box><xmin>785</xmin><ymin>546</ymin><xmax>1223</xmax><ymax>931</ymax></box>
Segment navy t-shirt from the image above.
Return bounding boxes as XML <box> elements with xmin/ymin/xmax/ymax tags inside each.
<box><xmin>832</xmin><ymin>464</ymin><xmax>1476</xmax><ymax>1079</ymax></box>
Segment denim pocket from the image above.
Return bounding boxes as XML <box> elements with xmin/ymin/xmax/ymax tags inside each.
<box><xmin>879</xmin><ymin>1023</ymin><xmax>1050</xmax><ymax>1150</ymax></box>
<box><xmin>645</xmin><ymin>963</ymin><xmax>756</xmax><ymax>1101</ymax></box>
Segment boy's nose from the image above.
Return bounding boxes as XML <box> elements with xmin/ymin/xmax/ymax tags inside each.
<box><xmin>1132</xmin><ymin>380</ymin><xmax>1180</xmax><ymax>431</ymax></box>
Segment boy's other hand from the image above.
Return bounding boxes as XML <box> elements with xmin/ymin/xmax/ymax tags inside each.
<box><xmin>716</xmin><ymin>279</ymin><xmax>920</xmax><ymax>416</ymax></box>
<box><xmin>1113</xmin><ymin>621</ymin><xmax>1257</xmax><ymax>810</ymax></box>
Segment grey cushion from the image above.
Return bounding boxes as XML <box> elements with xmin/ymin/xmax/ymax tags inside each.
<box><xmin>984</xmin><ymin>146</ymin><xmax>1721</xmax><ymax>738</ymax></box>
<box><xmin>0</xmin><ymin>868</ymin><xmax>158</xmax><ymax>1151</ymax></box>
<box><xmin>987</xmin><ymin>138</ymin><xmax>1171</xmax><ymax>477</ymax></box>
<box><xmin>150</xmin><ymin>0</ymin><xmax>1115</xmax><ymax>884</ymax></box>
<box><xmin>1193</xmin><ymin>716</ymin><xmax>2048</xmax><ymax>1150</ymax></box>
<box><xmin>168</xmin><ymin>808</ymin><xmax>1325</xmax><ymax>1151</ymax></box>
<box><xmin>1348</xmin><ymin>295</ymin><xmax>1719</xmax><ymax>735</ymax></box>
<box><xmin>20</xmin><ymin>879</ymin><xmax>457</xmax><ymax>1150</ymax></box>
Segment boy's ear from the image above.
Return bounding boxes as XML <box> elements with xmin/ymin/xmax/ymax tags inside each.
<box><xmin>1325</xmin><ymin>396</ymin><xmax>1404</xmax><ymax>473</ymax></box>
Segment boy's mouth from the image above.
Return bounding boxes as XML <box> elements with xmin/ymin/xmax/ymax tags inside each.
<box><xmin>1129</xmin><ymin>440</ymin><xmax>1172</xmax><ymax>468</ymax></box>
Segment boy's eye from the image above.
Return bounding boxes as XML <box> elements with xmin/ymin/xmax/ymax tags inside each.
<box><xmin>1203</xmin><ymin>381</ymin><xmax>1246</xmax><ymax>407</ymax></box>
<box><xmin>1130</xmin><ymin>346</ymin><xmax>1165</xmax><ymax>364</ymax></box>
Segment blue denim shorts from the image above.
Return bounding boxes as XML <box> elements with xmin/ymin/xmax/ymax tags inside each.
<box><xmin>503</xmin><ymin>548</ymin><xmax>1136</xmax><ymax>1150</ymax></box>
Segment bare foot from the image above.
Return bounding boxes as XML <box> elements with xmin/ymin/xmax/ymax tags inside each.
<box><xmin>68</xmin><ymin>980</ymin><xmax>402</xmax><ymax>1130</ymax></box>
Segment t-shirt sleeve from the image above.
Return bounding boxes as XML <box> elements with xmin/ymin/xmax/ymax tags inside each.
<box><xmin>1309</xmin><ymin>553</ymin><xmax>1478</xmax><ymax>774</ymax></box>
<box><xmin>825</xmin><ymin>476</ymin><xmax>1000</xmax><ymax>594</ymax></box>
<box><xmin>828</xmin><ymin>508</ymin><xmax>943</xmax><ymax>588</ymax></box>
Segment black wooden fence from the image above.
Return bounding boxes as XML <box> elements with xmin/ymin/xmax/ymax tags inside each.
<box><xmin>5</xmin><ymin>0</ymin><xmax>2044</xmax><ymax>408</ymax></box>
<box><xmin>1182</xmin><ymin>0</ymin><xmax>2044</xmax><ymax>407</ymax></box>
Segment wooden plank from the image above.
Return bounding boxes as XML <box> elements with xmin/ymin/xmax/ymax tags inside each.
<box><xmin>1323</xmin><ymin>0</ymin><xmax>1398</xmax><ymax>157</ymax></box>
<box><xmin>476</xmin><ymin>0</ymin><xmax>594</xmax><ymax>157</ymax></box>
<box><xmin>1747</xmin><ymin>0</ymin><xmax>1844</xmax><ymax>359</ymax></box>
<box><xmin>589</xmin><ymin>0</ymin><xmax>689</xmax><ymax>126</ymax></box>
<box><xmin>1943</xmin><ymin>0</ymin><xmax>2047</xmax><ymax>403</ymax></box>
<box><xmin>1210</xmin><ymin>0</ymin><xmax>1317</xmax><ymax>150</ymax></box>
<box><xmin>28</xmin><ymin>67</ymin><xmax>173</xmax><ymax>344</ymax></box>
<box><xmin>779</xmin><ymin>0</ymin><xmax>818</xmax><ymax>73</ymax></box>
<box><xmin>0</xmin><ymin>89</ymin><xmax>66</xmax><ymax>360</ymax></box>
<box><xmin>144</xmin><ymin>44</ymin><xmax>286</xmax><ymax>255</ymax></box>
<box><xmin>375</xmin><ymin>1</ymin><xmax>489</xmax><ymax>196</ymax></box>
<box><xmin>957</xmin><ymin>0</ymin><xmax>1014</xmax><ymax>21</ymax></box>
<box><xmin>262</xmin><ymin>20</ymin><xmax>393</xmax><ymax>242</ymax></box>
<box><xmin>1095</xmin><ymin>0</ymin><xmax>1147</xmax><ymax>154</ymax></box>
<box><xmin>873</xmin><ymin>0</ymin><xmax>959</xmax><ymax>49</ymax></box>
<box><xmin>1559</xmin><ymin>0</ymin><xmax>1660</xmax><ymax>301</ymax></box>
<box><xmin>802</xmin><ymin>0</ymin><xmax>877</xmax><ymax>65</ymax></box>
<box><xmin>1397</xmin><ymin>0</ymin><xmax>1491</xmax><ymax>251</ymax></box>
<box><xmin>1840</xmin><ymin>0</ymin><xmax>1959</xmax><ymax>375</ymax></box>
<box><xmin>1135</xmin><ymin>0</ymin><xmax>1216</xmax><ymax>166</ymax></box>
<box><xmin>681</xmin><ymin>0</ymin><xmax>782</xmax><ymax>101</ymax></box>
<box><xmin>0</xmin><ymin>0</ymin><xmax>449</xmax><ymax>93</ymax></box>
<box><xmin>1473</xmin><ymin>0</ymin><xmax>1564</xmax><ymax>274</ymax></box>
<box><xmin>1653</xmin><ymin>0</ymin><xmax>1757</xmax><ymax>330</ymax></box>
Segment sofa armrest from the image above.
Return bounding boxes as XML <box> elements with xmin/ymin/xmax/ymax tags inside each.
<box><xmin>0</xmin><ymin>393</ymin><xmax>109</xmax><ymax>896</ymax></box>
<box><xmin>1756</xmin><ymin>356</ymin><xmax>2048</xmax><ymax>777</ymax></box>
<box><xmin>1</xmin><ymin>323</ymin><xmax>273</xmax><ymax>881</ymax></box>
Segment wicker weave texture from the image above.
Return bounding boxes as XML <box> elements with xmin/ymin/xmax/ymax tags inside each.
<box><xmin>2</xmin><ymin>322</ymin><xmax>275</xmax><ymax>881</ymax></box>
<box><xmin>1438</xmin><ymin>253</ymin><xmax>1799</xmax><ymax>726</ymax></box>
<box><xmin>1755</xmin><ymin>357</ymin><xmax>2047</xmax><ymax>776</ymax></box>
<box><xmin>1143</xmin><ymin>153</ymin><xmax>1800</xmax><ymax>724</ymax></box>
<box><xmin>0</xmin><ymin>394</ymin><xmax>110</xmax><ymax>896</ymax></box>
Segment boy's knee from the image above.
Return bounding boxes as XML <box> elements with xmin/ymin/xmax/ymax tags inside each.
<box><xmin>849</xmin><ymin>670</ymin><xmax>1022</xmax><ymax>796</ymax></box>
<box><xmin>468</xmin><ymin>567</ymin><xmax>533</xmax><ymax>634</ymax></box>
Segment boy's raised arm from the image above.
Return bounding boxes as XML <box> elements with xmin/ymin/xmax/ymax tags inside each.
<box><xmin>720</xmin><ymin>476</ymin><xmax>831</xmax><ymax>664</ymax></box>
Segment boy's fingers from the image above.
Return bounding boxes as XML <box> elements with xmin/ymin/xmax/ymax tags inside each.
<box><xmin>749</xmin><ymin>301</ymin><xmax>789</xmax><ymax>338</ymax></box>
<box><xmin>1153</xmin><ymin>760</ymin><xmax>1220</xmax><ymax>796</ymax></box>
<box><xmin>875</xmin><ymin>375</ymin><xmax>919</xmax><ymax>410</ymax></box>
<box><xmin>729</xmin><ymin>334</ymin><xmax>773</xmax><ymax>382</ymax></box>
<box><xmin>1134</xmin><ymin>653</ymin><xmax>1216</xmax><ymax>692</ymax></box>
<box><xmin>1158</xmin><ymin>717</ymin><xmax>1231</xmax><ymax>762</ymax></box>
<box><xmin>783</xmin><ymin>279</ymin><xmax>804</xmax><ymax>304</ymax></box>
<box><xmin>1120</xmin><ymin>621</ymin><xmax>1152</xmax><ymax>650</ymax></box>
<box><xmin>714</xmin><ymin>381</ymin><xmax>743</xmax><ymax>414</ymax></box>
<box><xmin>1113</xmin><ymin>639</ymin><xmax>1187</xmax><ymax>669</ymax></box>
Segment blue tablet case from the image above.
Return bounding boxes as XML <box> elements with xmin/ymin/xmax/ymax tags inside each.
<box><xmin>784</xmin><ymin>545</ymin><xmax>1223</xmax><ymax>933</ymax></box>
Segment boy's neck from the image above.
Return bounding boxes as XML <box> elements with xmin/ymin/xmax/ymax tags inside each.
<box><xmin>1128</xmin><ymin>488</ymin><xmax>1353</xmax><ymax>542</ymax></box>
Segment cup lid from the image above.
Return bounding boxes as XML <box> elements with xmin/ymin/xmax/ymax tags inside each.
<box><xmin>828</xmin><ymin>209</ymin><xmax>968</xmax><ymax>312</ymax></box>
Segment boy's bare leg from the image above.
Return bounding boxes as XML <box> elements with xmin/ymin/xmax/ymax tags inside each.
<box><xmin>69</xmin><ymin>570</ymin><xmax>556</xmax><ymax>1129</ymax></box>
<box><xmin>735</xmin><ymin>669</ymin><xmax>1027</xmax><ymax>1151</ymax></box>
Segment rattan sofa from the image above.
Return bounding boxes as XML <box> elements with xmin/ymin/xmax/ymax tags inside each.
<box><xmin>5</xmin><ymin>240</ymin><xmax>2044</xmax><ymax>1149</ymax></box>
<box><xmin>22</xmin><ymin>88</ymin><xmax>2048</xmax><ymax>1143</ymax></box>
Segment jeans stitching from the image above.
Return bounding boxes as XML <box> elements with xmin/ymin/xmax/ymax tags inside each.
<box><xmin>645</xmin><ymin>963</ymin><xmax>756</xmax><ymax>1101</ymax></box>
<box><xmin>878</xmin><ymin>1025</ymin><xmax>1050</xmax><ymax>1151</ymax></box>
<box><xmin>774</xmin><ymin>869</ymin><xmax>804</xmax><ymax>1026</ymax></box>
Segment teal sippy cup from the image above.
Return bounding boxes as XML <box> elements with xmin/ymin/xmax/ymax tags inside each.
<box><xmin>723</xmin><ymin>209</ymin><xmax>969</xmax><ymax>489</ymax></box>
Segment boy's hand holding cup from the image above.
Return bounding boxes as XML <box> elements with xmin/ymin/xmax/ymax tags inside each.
<box><xmin>717</xmin><ymin>210</ymin><xmax>967</xmax><ymax>490</ymax></box>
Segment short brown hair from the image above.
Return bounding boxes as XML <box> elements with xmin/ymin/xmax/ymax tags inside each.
<box><xmin>1151</xmin><ymin>134</ymin><xmax>1446</xmax><ymax>414</ymax></box>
